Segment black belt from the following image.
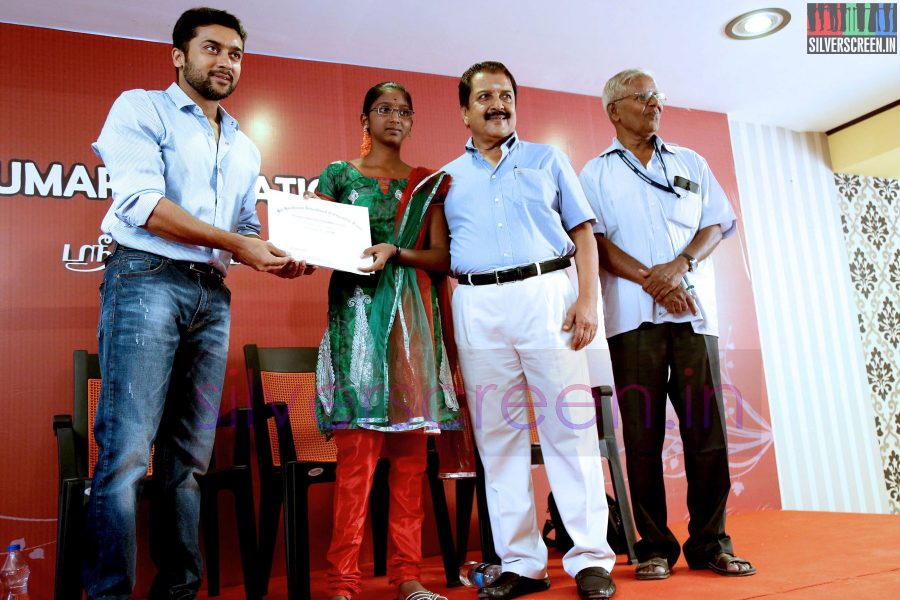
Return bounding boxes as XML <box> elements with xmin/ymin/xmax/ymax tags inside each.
<box><xmin>112</xmin><ymin>243</ymin><xmax>223</xmax><ymax>278</ymax></box>
<box><xmin>456</xmin><ymin>257</ymin><xmax>571</xmax><ymax>286</ymax></box>
<box><xmin>171</xmin><ymin>260</ymin><xmax>223</xmax><ymax>278</ymax></box>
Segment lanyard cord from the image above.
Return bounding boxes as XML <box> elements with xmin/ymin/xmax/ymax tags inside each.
<box><xmin>614</xmin><ymin>146</ymin><xmax>681</xmax><ymax>197</ymax></box>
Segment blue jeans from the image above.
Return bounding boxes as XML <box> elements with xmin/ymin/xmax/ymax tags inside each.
<box><xmin>84</xmin><ymin>248</ymin><xmax>231</xmax><ymax>600</ymax></box>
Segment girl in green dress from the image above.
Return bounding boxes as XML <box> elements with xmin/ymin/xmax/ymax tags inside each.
<box><xmin>313</xmin><ymin>82</ymin><xmax>463</xmax><ymax>600</ymax></box>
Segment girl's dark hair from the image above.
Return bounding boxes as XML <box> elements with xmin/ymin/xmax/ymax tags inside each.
<box><xmin>362</xmin><ymin>82</ymin><xmax>413</xmax><ymax>115</ymax></box>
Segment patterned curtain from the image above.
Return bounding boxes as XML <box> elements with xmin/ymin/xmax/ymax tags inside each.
<box><xmin>835</xmin><ymin>173</ymin><xmax>900</xmax><ymax>513</ymax></box>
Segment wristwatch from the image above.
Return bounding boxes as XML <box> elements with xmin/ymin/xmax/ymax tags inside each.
<box><xmin>680</xmin><ymin>252</ymin><xmax>697</xmax><ymax>272</ymax></box>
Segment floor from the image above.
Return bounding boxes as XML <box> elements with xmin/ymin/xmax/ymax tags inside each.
<box><xmin>198</xmin><ymin>510</ymin><xmax>900</xmax><ymax>599</ymax></box>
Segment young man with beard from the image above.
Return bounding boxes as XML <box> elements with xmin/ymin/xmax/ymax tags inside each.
<box><xmin>85</xmin><ymin>8</ymin><xmax>308</xmax><ymax>599</ymax></box>
<box><xmin>579</xmin><ymin>68</ymin><xmax>755</xmax><ymax>581</ymax></box>
<box><xmin>442</xmin><ymin>61</ymin><xmax>616</xmax><ymax>599</ymax></box>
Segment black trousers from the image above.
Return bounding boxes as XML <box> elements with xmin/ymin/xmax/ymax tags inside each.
<box><xmin>608</xmin><ymin>322</ymin><xmax>733</xmax><ymax>567</ymax></box>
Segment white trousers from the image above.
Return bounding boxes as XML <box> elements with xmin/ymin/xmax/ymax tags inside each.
<box><xmin>452</xmin><ymin>270</ymin><xmax>616</xmax><ymax>578</ymax></box>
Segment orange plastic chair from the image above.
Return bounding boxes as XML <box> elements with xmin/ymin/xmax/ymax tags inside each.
<box><xmin>53</xmin><ymin>350</ymin><xmax>260</xmax><ymax>600</ymax></box>
<box><xmin>244</xmin><ymin>344</ymin><xmax>460</xmax><ymax>600</ymax></box>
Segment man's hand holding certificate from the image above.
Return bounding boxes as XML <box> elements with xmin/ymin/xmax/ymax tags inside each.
<box><xmin>267</xmin><ymin>190</ymin><xmax>373</xmax><ymax>274</ymax></box>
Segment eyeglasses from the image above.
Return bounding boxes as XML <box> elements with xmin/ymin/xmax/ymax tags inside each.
<box><xmin>610</xmin><ymin>91</ymin><xmax>667</xmax><ymax>106</ymax></box>
<box><xmin>370</xmin><ymin>105</ymin><xmax>415</xmax><ymax>119</ymax></box>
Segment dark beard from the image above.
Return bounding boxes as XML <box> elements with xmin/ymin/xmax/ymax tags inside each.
<box><xmin>183</xmin><ymin>62</ymin><xmax>235</xmax><ymax>101</ymax></box>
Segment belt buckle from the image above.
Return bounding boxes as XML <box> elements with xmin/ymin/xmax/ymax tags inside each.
<box><xmin>494</xmin><ymin>268</ymin><xmax>516</xmax><ymax>285</ymax></box>
<box><xmin>188</xmin><ymin>262</ymin><xmax>215</xmax><ymax>277</ymax></box>
<box><xmin>498</xmin><ymin>265</ymin><xmax>527</xmax><ymax>285</ymax></box>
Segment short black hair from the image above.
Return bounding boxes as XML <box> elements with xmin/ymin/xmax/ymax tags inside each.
<box><xmin>172</xmin><ymin>7</ymin><xmax>247</xmax><ymax>53</ymax></box>
<box><xmin>362</xmin><ymin>81</ymin><xmax>413</xmax><ymax>115</ymax></box>
<box><xmin>459</xmin><ymin>61</ymin><xmax>518</xmax><ymax>107</ymax></box>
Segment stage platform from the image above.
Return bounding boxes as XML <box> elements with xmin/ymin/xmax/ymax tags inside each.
<box><xmin>200</xmin><ymin>510</ymin><xmax>900</xmax><ymax>599</ymax></box>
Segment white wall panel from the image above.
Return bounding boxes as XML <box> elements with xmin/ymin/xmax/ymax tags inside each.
<box><xmin>728</xmin><ymin>120</ymin><xmax>889</xmax><ymax>513</ymax></box>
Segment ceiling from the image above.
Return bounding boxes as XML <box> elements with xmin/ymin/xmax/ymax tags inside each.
<box><xmin>2</xmin><ymin>0</ymin><xmax>898</xmax><ymax>132</ymax></box>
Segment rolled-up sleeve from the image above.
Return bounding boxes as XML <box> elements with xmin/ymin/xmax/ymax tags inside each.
<box><xmin>92</xmin><ymin>91</ymin><xmax>166</xmax><ymax>228</ymax></box>
<box><xmin>236</xmin><ymin>177</ymin><xmax>262</xmax><ymax>237</ymax></box>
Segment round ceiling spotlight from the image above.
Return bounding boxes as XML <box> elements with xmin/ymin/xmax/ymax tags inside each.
<box><xmin>725</xmin><ymin>8</ymin><xmax>791</xmax><ymax>40</ymax></box>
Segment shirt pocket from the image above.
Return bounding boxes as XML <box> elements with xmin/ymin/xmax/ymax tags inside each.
<box><xmin>665</xmin><ymin>190</ymin><xmax>702</xmax><ymax>230</ymax></box>
<box><xmin>509</xmin><ymin>167</ymin><xmax>556</xmax><ymax>207</ymax></box>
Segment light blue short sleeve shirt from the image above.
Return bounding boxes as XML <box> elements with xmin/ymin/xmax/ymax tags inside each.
<box><xmin>579</xmin><ymin>136</ymin><xmax>736</xmax><ymax>337</ymax></box>
<box><xmin>442</xmin><ymin>133</ymin><xmax>595</xmax><ymax>275</ymax></box>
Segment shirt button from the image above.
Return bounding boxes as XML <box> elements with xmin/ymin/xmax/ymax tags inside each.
<box><xmin>494</xmin><ymin>197</ymin><xmax>500</xmax><ymax>203</ymax></box>
<box><xmin>497</xmin><ymin>223</ymin><xmax>503</xmax><ymax>228</ymax></box>
<box><xmin>491</xmin><ymin>175</ymin><xmax>496</xmax><ymax>179</ymax></box>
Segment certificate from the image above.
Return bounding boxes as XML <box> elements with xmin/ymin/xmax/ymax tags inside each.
<box><xmin>267</xmin><ymin>190</ymin><xmax>373</xmax><ymax>274</ymax></box>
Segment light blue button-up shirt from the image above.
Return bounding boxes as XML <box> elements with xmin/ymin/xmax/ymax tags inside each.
<box><xmin>442</xmin><ymin>133</ymin><xmax>595</xmax><ymax>275</ymax></box>
<box><xmin>93</xmin><ymin>82</ymin><xmax>261</xmax><ymax>274</ymax></box>
<box><xmin>579</xmin><ymin>136</ymin><xmax>736</xmax><ymax>337</ymax></box>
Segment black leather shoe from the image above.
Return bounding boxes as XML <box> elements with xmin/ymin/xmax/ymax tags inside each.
<box><xmin>575</xmin><ymin>566</ymin><xmax>616</xmax><ymax>599</ymax></box>
<box><xmin>477</xmin><ymin>571</ymin><xmax>551</xmax><ymax>599</ymax></box>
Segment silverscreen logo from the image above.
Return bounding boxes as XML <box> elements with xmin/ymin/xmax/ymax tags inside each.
<box><xmin>807</xmin><ymin>3</ymin><xmax>897</xmax><ymax>54</ymax></box>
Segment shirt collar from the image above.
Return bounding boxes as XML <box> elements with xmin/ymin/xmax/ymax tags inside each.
<box><xmin>656</xmin><ymin>135</ymin><xmax>675</xmax><ymax>154</ymax></box>
<box><xmin>465</xmin><ymin>131</ymin><xmax>519</xmax><ymax>156</ymax></box>
<box><xmin>165</xmin><ymin>82</ymin><xmax>239</xmax><ymax>131</ymax></box>
<box><xmin>599</xmin><ymin>134</ymin><xmax>673</xmax><ymax>158</ymax></box>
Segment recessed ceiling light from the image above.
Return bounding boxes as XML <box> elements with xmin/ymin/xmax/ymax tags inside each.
<box><xmin>725</xmin><ymin>8</ymin><xmax>791</xmax><ymax>40</ymax></box>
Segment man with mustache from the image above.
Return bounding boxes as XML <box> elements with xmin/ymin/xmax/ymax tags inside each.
<box><xmin>442</xmin><ymin>61</ymin><xmax>617</xmax><ymax>599</ymax></box>
<box><xmin>579</xmin><ymin>68</ymin><xmax>755</xmax><ymax>581</ymax></box>
<box><xmin>85</xmin><ymin>8</ymin><xmax>308</xmax><ymax>599</ymax></box>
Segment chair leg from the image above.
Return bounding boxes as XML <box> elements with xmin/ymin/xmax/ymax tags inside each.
<box><xmin>200</xmin><ymin>487</ymin><xmax>221</xmax><ymax>596</ymax></box>
<box><xmin>283</xmin><ymin>467</ymin><xmax>312</xmax><ymax>600</ymax></box>
<box><xmin>426</xmin><ymin>443</ymin><xmax>460</xmax><ymax>587</ymax></box>
<box><xmin>370</xmin><ymin>460</ymin><xmax>390</xmax><ymax>577</ymax></box>
<box><xmin>233</xmin><ymin>471</ymin><xmax>261</xmax><ymax>600</ymax></box>
<box><xmin>604</xmin><ymin>439</ymin><xmax>639</xmax><ymax>564</ymax></box>
<box><xmin>474</xmin><ymin>456</ymin><xmax>500</xmax><ymax>564</ymax></box>
<box><xmin>258</xmin><ymin>476</ymin><xmax>283</xmax><ymax>596</ymax></box>
<box><xmin>55</xmin><ymin>480</ymin><xmax>87</xmax><ymax>600</ymax></box>
<box><xmin>454</xmin><ymin>477</ymin><xmax>475</xmax><ymax>565</ymax></box>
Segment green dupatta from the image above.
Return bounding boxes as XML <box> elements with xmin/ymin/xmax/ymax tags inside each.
<box><xmin>360</xmin><ymin>167</ymin><xmax>462</xmax><ymax>432</ymax></box>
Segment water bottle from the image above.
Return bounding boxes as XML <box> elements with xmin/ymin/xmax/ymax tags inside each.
<box><xmin>458</xmin><ymin>561</ymin><xmax>502</xmax><ymax>587</ymax></box>
<box><xmin>1</xmin><ymin>544</ymin><xmax>30</xmax><ymax>600</ymax></box>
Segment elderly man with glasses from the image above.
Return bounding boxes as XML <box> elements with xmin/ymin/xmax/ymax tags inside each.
<box><xmin>578</xmin><ymin>68</ymin><xmax>756</xmax><ymax>581</ymax></box>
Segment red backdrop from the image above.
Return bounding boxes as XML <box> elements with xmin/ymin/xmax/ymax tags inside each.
<box><xmin>0</xmin><ymin>24</ymin><xmax>778</xmax><ymax>598</ymax></box>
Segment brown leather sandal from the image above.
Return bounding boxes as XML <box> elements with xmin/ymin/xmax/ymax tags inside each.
<box><xmin>635</xmin><ymin>556</ymin><xmax>670</xmax><ymax>580</ymax></box>
<box><xmin>400</xmin><ymin>591</ymin><xmax>448</xmax><ymax>600</ymax></box>
<box><xmin>707</xmin><ymin>553</ymin><xmax>757</xmax><ymax>576</ymax></box>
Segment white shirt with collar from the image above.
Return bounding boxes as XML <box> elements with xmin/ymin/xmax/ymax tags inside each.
<box><xmin>579</xmin><ymin>135</ymin><xmax>736</xmax><ymax>338</ymax></box>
